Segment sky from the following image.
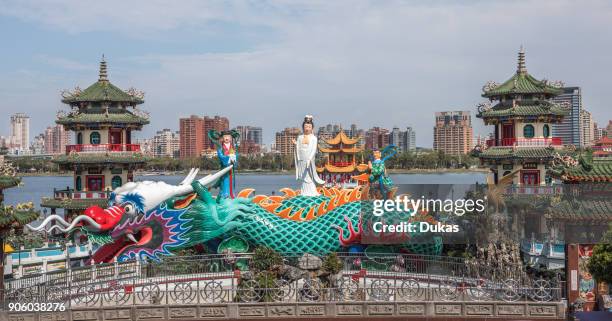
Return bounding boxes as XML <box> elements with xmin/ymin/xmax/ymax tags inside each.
<box><xmin>0</xmin><ymin>0</ymin><xmax>611</xmax><ymax>147</ymax></box>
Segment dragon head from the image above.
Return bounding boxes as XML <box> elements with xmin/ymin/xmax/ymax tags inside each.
<box><xmin>27</xmin><ymin>166</ymin><xmax>233</xmax><ymax>263</ymax></box>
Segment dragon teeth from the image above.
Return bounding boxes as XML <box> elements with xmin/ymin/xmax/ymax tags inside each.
<box><xmin>126</xmin><ymin>233</ymin><xmax>138</xmax><ymax>243</ymax></box>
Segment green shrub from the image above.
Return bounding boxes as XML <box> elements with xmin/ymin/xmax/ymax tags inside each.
<box><xmin>251</xmin><ymin>246</ymin><xmax>283</xmax><ymax>271</ymax></box>
<box><xmin>322</xmin><ymin>252</ymin><xmax>343</xmax><ymax>274</ymax></box>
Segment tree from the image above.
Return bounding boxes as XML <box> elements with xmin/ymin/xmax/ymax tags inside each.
<box><xmin>587</xmin><ymin>223</ymin><xmax>612</xmax><ymax>284</ymax></box>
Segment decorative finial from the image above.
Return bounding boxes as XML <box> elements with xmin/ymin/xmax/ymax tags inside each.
<box><xmin>99</xmin><ymin>55</ymin><xmax>108</xmax><ymax>81</ymax></box>
<box><xmin>517</xmin><ymin>46</ymin><xmax>527</xmax><ymax>74</ymax></box>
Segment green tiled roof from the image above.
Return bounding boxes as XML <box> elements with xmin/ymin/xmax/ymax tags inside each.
<box><xmin>62</xmin><ymin>80</ymin><xmax>144</xmax><ymax>104</ymax></box>
<box><xmin>550</xmin><ymin>159</ymin><xmax>612</xmax><ymax>182</ymax></box>
<box><xmin>0</xmin><ymin>208</ymin><xmax>39</xmax><ymax>229</ymax></box>
<box><xmin>477</xmin><ymin>100</ymin><xmax>568</xmax><ymax>119</ymax></box>
<box><xmin>546</xmin><ymin>198</ymin><xmax>612</xmax><ymax>221</ymax></box>
<box><xmin>53</xmin><ymin>153</ymin><xmax>150</xmax><ymax>165</ymax></box>
<box><xmin>478</xmin><ymin>147</ymin><xmax>556</xmax><ymax>160</ymax></box>
<box><xmin>483</xmin><ymin>72</ymin><xmax>563</xmax><ymax>98</ymax></box>
<box><xmin>56</xmin><ymin>111</ymin><xmax>149</xmax><ymax>126</ymax></box>
<box><xmin>0</xmin><ymin>176</ymin><xmax>20</xmax><ymax>189</ymax></box>
<box><xmin>41</xmin><ymin>197</ymin><xmax>108</xmax><ymax>210</ymax></box>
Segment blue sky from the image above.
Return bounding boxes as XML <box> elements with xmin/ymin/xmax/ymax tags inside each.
<box><xmin>1</xmin><ymin>0</ymin><xmax>611</xmax><ymax>147</ymax></box>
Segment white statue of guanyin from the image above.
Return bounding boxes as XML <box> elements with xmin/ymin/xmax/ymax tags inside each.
<box><xmin>294</xmin><ymin>115</ymin><xmax>325</xmax><ymax>196</ymax></box>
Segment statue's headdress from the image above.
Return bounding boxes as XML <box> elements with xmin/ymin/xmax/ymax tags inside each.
<box><xmin>208</xmin><ymin>129</ymin><xmax>240</xmax><ymax>149</ymax></box>
<box><xmin>302</xmin><ymin>115</ymin><xmax>314</xmax><ymax>129</ymax></box>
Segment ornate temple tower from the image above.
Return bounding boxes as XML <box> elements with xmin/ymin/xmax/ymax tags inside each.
<box><xmin>475</xmin><ymin>48</ymin><xmax>568</xmax><ymax>185</ymax></box>
<box><xmin>317</xmin><ymin>130</ymin><xmax>367</xmax><ymax>186</ymax></box>
<box><xmin>41</xmin><ymin>57</ymin><xmax>149</xmax><ymax>219</ymax></box>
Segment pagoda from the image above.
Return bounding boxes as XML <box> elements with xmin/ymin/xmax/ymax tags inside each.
<box><xmin>41</xmin><ymin>57</ymin><xmax>150</xmax><ymax>220</ymax></box>
<box><xmin>475</xmin><ymin>48</ymin><xmax>568</xmax><ymax>185</ymax></box>
<box><xmin>316</xmin><ymin>130</ymin><xmax>367</xmax><ymax>186</ymax></box>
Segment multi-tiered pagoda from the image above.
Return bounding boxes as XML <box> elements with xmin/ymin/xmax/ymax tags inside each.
<box><xmin>475</xmin><ymin>48</ymin><xmax>568</xmax><ymax>185</ymax></box>
<box><xmin>317</xmin><ymin>130</ymin><xmax>367</xmax><ymax>186</ymax></box>
<box><xmin>41</xmin><ymin>57</ymin><xmax>149</xmax><ymax>220</ymax></box>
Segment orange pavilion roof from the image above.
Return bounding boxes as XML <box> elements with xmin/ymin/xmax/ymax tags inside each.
<box><xmin>324</xmin><ymin>131</ymin><xmax>360</xmax><ymax>145</ymax></box>
<box><xmin>319</xmin><ymin>146</ymin><xmax>363</xmax><ymax>153</ymax></box>
<box><xmin>317</xmin><ymin>164</ymin><xmax>368</xmax><ymax>173</ymax></box>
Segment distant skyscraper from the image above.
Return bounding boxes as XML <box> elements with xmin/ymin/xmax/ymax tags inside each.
<box><xmin>31</xmin><ymin>134</ymin><xmax>45</xmax><ymax>155</ymax></box>
<box><xmin>179</xmin><ymin>115</ymin><xmax>205</xmax><ymax>159</ymax></box>
<box><xmin>389</xmin><ymin>127</ymin><xmax>416</xmax><ymax>152</ymax></box>
<box><xmin>9</xmin><ymin>113</ymin><xmax>30</xmax><ymax>153</ymax></box>
<box><xmin>203</xmin><ymin>116</ymin><xmax>229</xmax><ymax>149</ymax></box>
<box><xmin>606</xmin><ymin>120</ymin><xmax>612</xmax><ymax>138</ymax></box>
<box><xmin>365</xmin><ymin>127</ymin><xmax>389</xmax><ymax>150</ymax></box>
<box><xmin>552</xmin><ymin>87</ymin><xmax>583</xmax><ymax>146</ymax></box>
<box><xmin>275</xmin><ymin>127</ymin><xmax>300</xmax><ymax>155</ymax></box>
<box><xmin>44</xmin><ymin>124</ymin><xmax>70</xmax><ymax>154</ymax></box>
<box><xmin>593</xmin><ymin>122</ymin><xmax>604</xmax><ymax>142</ymax></box>
<box><xmin>580</xmin><ymin>110</ymin><xmax>594</xmax><ymax>146</ymax></box>
<box><xmin>152</xmin><ymin>128</ymin><xmax>180</xmax><ymax>158</ymax></box>
<box><xmin>234</xmin><ymin>125</ymin><xmax>263</xmax><ymax>154</ymax></box>
<box><xmin>433</xmin><ymin>111</ymin><xmax>473</xmax><ymax>155</ymax></box>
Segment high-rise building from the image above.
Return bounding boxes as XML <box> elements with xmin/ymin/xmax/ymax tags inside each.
<box><xmin>389</xmin><ymin>127</ymin><xmax>416</xmax><ymax>152</ymax></box>
<box><xmin>606</xmin><ymin>120</ymin><xmax>612</xmax><ymax>138</ymax></box>
<box><xmin>9</xmin><ymin>113</ymin><xmax>30</xmax><ymax>153</ymax></box>
<box><xmin>152</xmin><ymin>129</ymin><xmax>180</xmax><ymax>158</ymax></box>
<box><xmin>580</xmin><ymin>110</ymin><xmax>594</xmax><ymax>146</ymax></box>
<box><xmin>433</xmin><ymin>111</ymin><xmax>473</xmax><ymax>155</ymax></box>
<box><xmin>552</xmin><ymin>87</ymin><xmax>582</xmax><ymax>146</ymax></box>
<box><xmin>365</xmin><ymin>127</ymin><xmax>389</xmax><ymax>150</ymax></box>
<box><xmin>203</xmin><ymin>116</ymin><xmax>229</xmax><ymax>149</ymax></box>
<box><xmin>179</xmin><ymin>115</ymin><xmax>205</xmax><ymax>159</ymax></box>
<box><xmin>234</xmin><ymin>126</ymin><xmax>263</xmax><ymax>155</ymax></box>
<box><xmin>275</xmin><ymin>127</ymin><xmax>300</xmax><ymax>155</ymax></box>
<box><xmin>31</xmin><ymin>134</ymin><xmax>45</xmax><ymax>155</ymax></box>
<box><xmin>44</xmin><ymin>124</ymin><xmax>71</xmax><ymax>154</ymax></box>
<box><xmin>594</xmin><ymin>122</ymin><xmax>604</xmax><ymax>142</ymax></box>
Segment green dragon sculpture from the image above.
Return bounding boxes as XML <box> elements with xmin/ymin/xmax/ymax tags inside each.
<box><xmin>27</xmin><ymin>166</ymin><xmax>441</xmax><ymax>263</ymax></box>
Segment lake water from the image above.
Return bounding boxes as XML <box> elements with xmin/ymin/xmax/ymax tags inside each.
<box><xmin>3</xmin><ymin>172</ymin><xmax>486</xmax><ymax>210</ymax></box>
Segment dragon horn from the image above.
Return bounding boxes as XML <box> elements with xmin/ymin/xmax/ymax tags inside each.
<box><xmin>26</xmin><ymin>214</ymin><xmax>71</xmax><ymax>231</ymax></box>
<box><xmin>167</xmin><ymin>165</ymin><xmax>234</xmax><ymax>199</ymax></box>
<box><xmin>45</xmin><ymin>215</ymin><xmax>103</xmax><ymax>233</ymax></box>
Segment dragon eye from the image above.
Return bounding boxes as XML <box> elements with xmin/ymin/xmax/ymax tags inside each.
<box><xmin>124</xmin><ymin>204</ymin><xmax>136</xmax><ymax>215</ymax></box>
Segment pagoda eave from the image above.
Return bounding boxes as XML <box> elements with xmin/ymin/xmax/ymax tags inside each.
<box><xmin>41</xmin><ymin>197</ymin><xmax>108</xmax><ymax>210</ymax></box>
<box><xmin>53</xmin><ymin>154</ymin><xmax>150</xmax><ymax>166</ymax></box>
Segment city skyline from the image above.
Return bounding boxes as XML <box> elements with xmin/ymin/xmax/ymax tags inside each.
<box><xmin>1</xmin><ymin>1</ymin><xmax>612</xmax><ymax>147</ymax></box>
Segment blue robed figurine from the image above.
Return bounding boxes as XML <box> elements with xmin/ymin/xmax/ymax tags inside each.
<box><xmin>208</xmin><ymin>129</ymin><xmax>240</xmax><ymax>199</ymax></box>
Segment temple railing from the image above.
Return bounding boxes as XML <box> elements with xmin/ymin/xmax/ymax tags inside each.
<box><xmin>52</xmin><ymin>188</ymin><xmax>111</xmax><ymax>200</ymax></box>
<box><xmin>2</xmin><ymin>252</ymin><xmax>564</xmax><ymax>309</ymax></box>
<box><xmin>486</xmin><ymin>137</ymin><xmax>563</xmax><ymax>147</ymax></box>
<box><xmin>65</xmin><ymin>144</ymin><xmax>141</xmax><ymax>154</ymax></box>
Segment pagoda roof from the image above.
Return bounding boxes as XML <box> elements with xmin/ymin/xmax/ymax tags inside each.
<box><xmin>0</xmin><ymin>176</ymin><xmax>20</xmax><ymax>189</ymax></box>
<box><xmin>56</xmin><ymin>110</ymin><xmax>149</xmax><ymax>126</ymax></box>
<box><xmin>53</xmin><ymin>153</ymin><xmax>150</xmax><ymax>165</ymax></box>
<box><xmin>324</xmin><ymin>131</ymin><xmax>360</xmax><ymax>145</ymax></box>
<box><xmin>319</xmin><ymin>146</ymin><xmax>364</xmax><ymax>153</ymax></box>
<box><xmin>316</xmin><ymin>163</ymin><xmax>367</xmax><ymax>173</ymax></box>
<box><xmin>550</xmin><ymin>159</ymin><xmax>612</xmax><ymax>183</ymax></box>
<box><xmin>477</xmin><ymin>100</ymin><xmax>568</xmax><ymax>121</ymax></box>
<box><xmin>594</xmin><ymin>136</ymin><xmax>612</xmax><ymax>146</ymax></box>
<box><xmin>546</xmin><ymin>198</ymin><xmax>612</xmax><ymax>221</ymax></box>
<box><xmin>61</xmin><ymin>57</ymin><xmax>144</xmax><ymax>105</ymax></box>
<box><xmin>482</xmin><ymin>48</ymin><xmax>563</xmax><ymax>99</ymax></box>
<box><xmin>41</xmin><ymin>197</ymin><xmax>108</xmax><ymax>210</ymax></box>
<box><xmin>0</xmin><ymin>206</ymin><xmax>39</xmax><ymax>229</ymax></box>
<box><xmin>477</xmin><ymin>147</ymin><xmax>557</xmax><ymax>160</ymax></box>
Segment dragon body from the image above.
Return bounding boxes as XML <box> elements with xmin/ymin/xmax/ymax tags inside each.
<box><xmin>28</xmin><ymin>167</ymin><xmax>441</xmax><ymax>263</ymax></box>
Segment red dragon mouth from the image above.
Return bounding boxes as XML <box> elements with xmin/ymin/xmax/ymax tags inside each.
<box><xmin>90</xmin><ymin>227</ymin><xmax>153</xmax><ymax>263</ymax></box>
